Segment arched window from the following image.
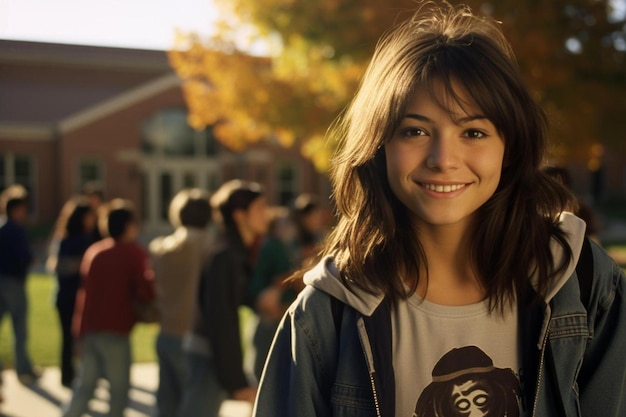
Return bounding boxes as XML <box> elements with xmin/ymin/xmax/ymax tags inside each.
<box><xmin>141</xmin><ymin>108</ymin><xmax>219</xmax><ymax>156</ymax></box>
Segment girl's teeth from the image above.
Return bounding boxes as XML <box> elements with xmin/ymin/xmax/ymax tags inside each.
<box><xmin>423</xmin><ymin>184</ymin><xmax>464</xmax><ymax>193</ymax></box>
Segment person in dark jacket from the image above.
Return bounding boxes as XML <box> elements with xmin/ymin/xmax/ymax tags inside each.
<box><xmin>0</xmin><ymin>184</ymin><xmax>40</xmax><ymax>386</ymax></box>
<box><xmin>47</xmin><ymin>196</ymin><xmax>96</xmax><ymax>387</ymax></box>
<box><xmin>179</xmin><ymin>180</ymin><xmax>268</xmax><ymax>417</ymax></box>
<box><xmin>248</xmin><ymin>207</ymin><xmax>298</xmax><ymax>381</ymax></box>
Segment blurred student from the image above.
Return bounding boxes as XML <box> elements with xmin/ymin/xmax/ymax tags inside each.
<box><xmin>292</xmin><ymin>193</ymin><xmax>327</xmax><ymax>264</ymax></box>
<box><xmin>149</xmin><ymin>188</ymin><xmax>213</xmax><ymax>417</ymax></box>
<box><xmin>47</xmin><ymin>196</ymin><xmax>96</xmax><ymax>387</ymax></box>
<box><xmin>249</xmin><ymin>206</ymin><xmax>298</xmax><ymax>381</ymax></box>
<box><xmin>63</xmin><ymin>199</ymin><xmax>155</xmax><ymax>417</ymax></box>
<box><xmin>81</xmin><ymin>181</ymin><xmax>105</xmax><ymax>242</ymax></box>
<box><xmin>180</xmin><ymin>180</ymin><xmax>268</xmax><ymax>416</ymax></box>
<box><xmin>0</xmin><ymin>184</ymin><xmax>40</xmax><ymax>386</ymax></box>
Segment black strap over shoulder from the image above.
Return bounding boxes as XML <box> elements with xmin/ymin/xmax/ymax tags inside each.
<box><xmin>575</xmin><ymin>237</ymin><xmax>594</xmax><ymax>309</ymax></box>
<box><xmin>331</xmin><ymin>296</ymin><xmax>344</xmax><ymax>339</ymax></box>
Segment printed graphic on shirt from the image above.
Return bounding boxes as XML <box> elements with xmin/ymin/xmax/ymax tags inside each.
<box><xmin>413</xmin><ymin>345</ymin><xmax>521</xmax><ymax>417</ymax></box>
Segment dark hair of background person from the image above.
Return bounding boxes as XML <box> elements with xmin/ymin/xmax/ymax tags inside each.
<box><xmin>210</xmin><ymin>180</ymin><xmax>263</xmax><ymax>228</ymax></box>
<box><xmin>168</xmin><ymin>188</ymin><xmax>212</xmax><ymax>229</ymax></box>
<box><xmin>293</xmin><ymin>193</ymin><xmax>320</xmax><ymax>246</ymax></box>
<box><xmin>99</xmin><ymin>199</ymin><xmax>136</xmax><ymax>240</ymax></box>
<box><xmin>52</xmin><ymin>196</ymin><xmax>93</xmax><ymax>240</ymax></box>
<box><xmin>1</xmin><ymin>184</ymin><xmax>29</xmax><ymax>216</ymax></box>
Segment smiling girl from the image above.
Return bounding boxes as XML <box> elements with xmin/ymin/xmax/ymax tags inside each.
<box><xmin>253</xmin><ymin>2</ymin><xmax>626</xmax><ymax>416</ymax></box>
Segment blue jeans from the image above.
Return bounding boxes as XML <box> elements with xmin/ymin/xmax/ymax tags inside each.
<box><xmin>155</xmin><ymin>332</ymin><xmax>186</xmax><ymax>417</ymax></box>
<box><xmin>0</xmin><ymin>277</ymin><xmax>35</xmax><ymax>375</ymax></box>
<box><xmin>178</xmin><ymin>352</ymin><xmax>227</xmax><ymax>417</ymax></box>
<box><xmin>62</xmin><ymin>333</ymin><xmax>131</xmax><ymax>417</ymax></box>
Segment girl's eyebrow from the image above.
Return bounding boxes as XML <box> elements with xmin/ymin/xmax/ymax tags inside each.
<box><xmin>456</xmin><ymin>114</ymin><xmax>489</xmax><ymax>124</ymax></box>
<box><xmin>404</xmin><ymin>113</ymin><xmax>431</xmax><ymax>122</ymax></box>
<box><xmin>404</xmin><ymin>113</ymin><xmax>489</xmax><ymax>124</ymax></box>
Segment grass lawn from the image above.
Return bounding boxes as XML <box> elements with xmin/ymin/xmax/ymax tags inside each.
<box><xmin>0</xmin><ymin>273</ymin><xmax>158</xmax><ymax>369</ymax></box>
<box><xmin>607</xmin><ymin>244</ymin><xmax>626</xmax><ymax>267</ymax></box>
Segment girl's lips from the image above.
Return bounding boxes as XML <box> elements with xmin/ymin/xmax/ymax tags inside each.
<box><xmin>419</xmin><ymin>182</ymin><xmax>469</xmax><ymax>193</ymax></box>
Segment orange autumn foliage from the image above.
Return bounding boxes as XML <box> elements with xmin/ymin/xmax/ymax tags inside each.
<box><xmin>169</xmin><ymin>0</ymin><xmax>626</xmax><ymax>171</ymax></box>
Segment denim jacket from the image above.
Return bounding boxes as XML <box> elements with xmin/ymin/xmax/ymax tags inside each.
<box><xmin>253</xmin><ymin>214</ymin><xmax>626</xmax><ymax>416</ymax></box>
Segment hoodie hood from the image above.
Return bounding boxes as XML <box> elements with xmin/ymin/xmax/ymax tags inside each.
<box><xmin>535</xmin><ymin>211</ymin><xmax>586</xmax><ymax>302</ymax></box>
<box><xmin>303</xmin><ymin>257</ymin><xmax>385</xmax><ymax>316</ymax></box>
<box><xmin>304</xmin><ymin>212</ymin><xmax>587</xmax><ymax>315</ymax></box>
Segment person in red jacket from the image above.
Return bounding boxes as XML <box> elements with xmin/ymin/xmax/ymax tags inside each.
<box><xmin>62</xmin><ymin>199</ymin><xmax>155</xmax><ymax>417</ymax></box>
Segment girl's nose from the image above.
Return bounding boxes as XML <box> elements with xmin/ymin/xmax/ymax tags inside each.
<box><xmin>425</xmin><ymin>136</ymin><xmax>459</xmax><ymax>171</ymax></box>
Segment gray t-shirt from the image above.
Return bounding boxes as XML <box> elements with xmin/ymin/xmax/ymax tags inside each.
<box><xmin>392</xmin><ymin>294</ymin><xmax>523</xmax><ymax>417</ymax></box>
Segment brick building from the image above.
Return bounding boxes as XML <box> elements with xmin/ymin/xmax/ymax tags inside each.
<box><xmin>0</xmin><ymin>40</ymin><xmax>330</xmax><ymax>234</ymax></box>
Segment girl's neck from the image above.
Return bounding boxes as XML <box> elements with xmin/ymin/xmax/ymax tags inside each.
<box><xmin>416</xmin><ymin>220</ymin><xmax>471</xmax><ymax>259</ymax></box>
<box><xmin>414</xmin><ymin>223</ymin><xmax>486</xmax><ymax>305</ymax></box>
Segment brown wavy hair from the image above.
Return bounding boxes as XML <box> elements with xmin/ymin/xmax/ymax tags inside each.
<box><xmin>319</xmin><ymin>1</ymin><xmax>576</xmax><ymax>312</ymax></box>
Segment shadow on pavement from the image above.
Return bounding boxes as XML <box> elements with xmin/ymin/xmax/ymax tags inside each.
<box><xmin>26</xmin><ymin>383</ymin><xmax>64</xmax><ymax>407</ymax></box>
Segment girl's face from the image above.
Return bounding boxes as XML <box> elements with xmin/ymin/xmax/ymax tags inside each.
<box><xmin>384</xmin><ymin>80</ymin><xmax>505</xmax><ymax>232</ymax></box>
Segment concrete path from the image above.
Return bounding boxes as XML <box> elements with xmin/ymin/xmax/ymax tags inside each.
<box><xmin>0</xmin><ymin>362</ymin><xmax>252</xmax><ymax>417</ymax></box>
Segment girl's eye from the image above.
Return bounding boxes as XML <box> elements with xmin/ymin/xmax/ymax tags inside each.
<box><xmin>464</xmin><ymin>129</ymin><xmax>487</xmax><ymax>139</ymax></box>
<box><xmin>400</xmin><ymin>127</ymin><xmax>427</xmax><ymax>137</ymax></box>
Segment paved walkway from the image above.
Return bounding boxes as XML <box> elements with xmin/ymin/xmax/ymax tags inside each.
<box><xmin>0</xmin><ymin>362</ymin><xmax>252</xmax><ymax>417</ymax></box>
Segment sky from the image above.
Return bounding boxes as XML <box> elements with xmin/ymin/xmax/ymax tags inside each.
<box><xmin>1</xmin><ymin>0</ymin><xmax>625</xmax><ymax>52</ymax></box>
<box><xmin>0</xmin><ymin>0</ymin><xmax>221</xmax><ymax>50</ymax></box>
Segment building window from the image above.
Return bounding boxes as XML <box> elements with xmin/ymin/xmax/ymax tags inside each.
<box><xmin>141</xmin><ymin>108</ymin><xmax>217</xmax><ymax>157</ymax></box>
<box><xmin>183</xmin><ymin>172</ymin><xmax>196</xmax><ymax>188</ymax></box>
<box><xmin>159</xmin><ymin>173</ymin><xmax>173</xmax><ymax>220</ymax></box>
<box><xmin>14</xmin><ymin>156</ymin><xmax>33</xmax><ymax>189</ymax></box>
<box><xmin>207</xmin><ymin>173</ymin><xmax>220</xmax><ymax>192</ymax></box>
<box><xmin>204</xmin><ymin>129</ymin><xmax>220</xmax><ymax>156</ymax></box>
<box><xmin>78</xmin><ymin>159</ymin><xmax>103</xmax><ymax>191</ymax></box>
<box><xmin>278</xmin><ymin>162</ymin><xmax>297</xmax><ymax>206</ymax></box>
<box><xmin>0</xmin><ymin>153</ymin><xmax>36</xmax><ymax>213</ymax></box>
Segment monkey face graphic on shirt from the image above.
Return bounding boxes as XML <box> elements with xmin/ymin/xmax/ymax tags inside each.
<box><xmin>414</xmin><ymin>346</ymin><xmax>521</xmax><ymax>417</ymax></box>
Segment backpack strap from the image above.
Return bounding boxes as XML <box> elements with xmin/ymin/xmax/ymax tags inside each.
<box><xmin>575</xmin><ymin>237</ymin><xmax>594</xmax><ymax>309</ymax></box>
<box><xmin>331</xmin><ymin>296</ymin><xmax>345</xmax><ymax>339</ymax></box>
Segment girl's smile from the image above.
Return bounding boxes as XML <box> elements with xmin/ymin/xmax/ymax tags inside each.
<box><xmin>418</xmin><ymin>181</ymin><xmax>470</xmax><ymax>197</ymax></box>
<box><xmin>420</xmin><ymin>182</ymin><xmax>467</xmax><ymax>193</ymax></box>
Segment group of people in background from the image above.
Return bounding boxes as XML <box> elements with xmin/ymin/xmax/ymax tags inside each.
<box><xmin>149</xmin><ymin>180</ymin><xmax>327</xmax><ymax>417</ymax></box>
<box><xmin>0</xmin><ymin>178</ymin><xmax>328</xmax><ymax>416</ymax></box>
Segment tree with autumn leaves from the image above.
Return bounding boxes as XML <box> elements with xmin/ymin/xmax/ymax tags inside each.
<box><xmin>168</xmin><ymin>0</ymin><xmax>626</xmax><ymax>171</ymax></box>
